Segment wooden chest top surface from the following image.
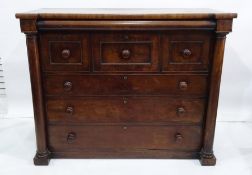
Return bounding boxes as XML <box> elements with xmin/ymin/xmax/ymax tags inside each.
<box><xmin>16</xmin><ymin>8</ymin><xmax>237</xmax><ymax>20</ymax></box>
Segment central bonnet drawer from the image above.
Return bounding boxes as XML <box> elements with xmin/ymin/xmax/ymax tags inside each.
<box><xmin>92</xmin><ymin>31</ymin><xmax>160</xmax><ymax>72</ymax></box>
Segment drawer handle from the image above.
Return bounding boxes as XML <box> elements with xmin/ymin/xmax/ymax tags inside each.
<box><xmin>123</xmin><ymin>76</ymin><xmax>128</xmax><ymax>80</ymax></box>
<box><xmin>121</xmin><ymin>49</ymin><xmax>131</xmax><ymax>59</ymax></box>
<box><xmin>177</xmin><ymin>107</ymin><xmax>186</xmax><ymax>115</ymax></box>
<box><xmin>179</xmin><ymin>81</ymin><xmax>188</xmax><ymax>91</ymax></box>
<box><xmin>124</xmin><ymin>35</ymin><xmax>129</xmax><ymax>40</ymax></box>
<box><xmin>182</xmin><ymin>49</ymin><xmax>192</xmax><ymax>57</ymax></box>
<box><xmin>67</xmin><ymin>132</ymin><xmax>76</xmax><ymax>143</ymax></box>
<box><xmin>62</xmin><ymin>49</ymin><xmax>71</xmax><ymax>59</ymax></box>
<box><xmin>123</xmin><ymin>98</ymin><xmax>128</xmax><ymax>104</ymax></box>
<box><xmin>63</xmin><ymin>81</ymin><xmax>73</xmax><ymax>91</ymax></box>
<box><xmin>66</xmin><ymin>106</ymin><xmax>74</xmax><ymax>115</ymax></box>
<box><xmin>175</xmin><ymin>133</ymin><xmax>183</xmax><ymax>143</ymax></box>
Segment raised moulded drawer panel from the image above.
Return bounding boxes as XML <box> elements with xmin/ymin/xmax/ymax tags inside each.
<box><xmin>92</xmin><ymin>31</ymin><xmax>160</xmax><ymax>72</ymax></box>
<box><xmin>44</xmin><ymin>74</ymin><xmax>208</xmax><ymax>96</ymax></box>
<box><xmin>39</xmin><ymin>33</ymin><xmax>90</xmax><ymax>71</ymax></box>
<box><xmin>162</xmin><ymin>31</ymin><xmax>214</xmax><ymax>72</ymax></box>
<box><xmin>48</xmin><ymin>125</ymin><xmax>202</xmax><ymax>152</ymax></box>
<box><xmin>46</xmin><ymin>97</ymin><xmax>206</xmax><ymax>124</ymax></box>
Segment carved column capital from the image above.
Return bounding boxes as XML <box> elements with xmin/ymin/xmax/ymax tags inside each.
<box><xmin>20</xmin><ymin>19</ymin><xmax>38</xmax><ymax>34</ymax></box>
<box><xmin>216</xmin><ymin>19</ymin><xmax>234</xmax><ymax>34</ymax></box>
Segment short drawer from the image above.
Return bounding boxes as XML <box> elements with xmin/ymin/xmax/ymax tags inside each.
<box><xmin>92</xmin><ymin>32</ymin><xmax>159</xmax><ymax>72</ymax></box>
<box><xmin>39</xmin><ymin>33</ymin><xmax>90</xmax><ymax>71</ymax></box>
<box><xmin>48</xmin><ymin>125</ymin><xmax>202</xmax><ymax>152</ymax></box>
<box><xmin>162</xmin><ymin>31</ymin><xmax>213</xmax><ymax>72</ymax></box>
<box><xmin>44</xmin><ymin>74</ymin><xmax>208</xmax><ymax>96</ymax></box>
<box><xmin>46</xmin><ymin>97</ymin><xmax>206</xmax><ymax>124</ymax></box>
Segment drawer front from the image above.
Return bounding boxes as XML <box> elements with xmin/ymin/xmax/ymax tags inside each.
<box><xmin>44</xmin><ymin>74</ymin><xmax>208</xmax><ymax>96</ymax></box>
<box><xmin>39</xmin><ymin>33</ymin><xmax>90</xmax><ymax>71</ymax></box>
<box><xmin>48</xmin><ymin>125</ymin><xmax>202</xmax><ymax>151</ymax></box>
<box><xmin>92</xmin><ymin>32</ymin><xmax>159</xmax><ymax>72</ymax></box>
<box><xmin>162</xmin><ymin>31</ymin><xmax>213</xmax><ymax>72</ymax></box>
<box><xmin>46</xmin><ymin>97</ymin><xmax>205</xmax><ymax>123</ymax></box>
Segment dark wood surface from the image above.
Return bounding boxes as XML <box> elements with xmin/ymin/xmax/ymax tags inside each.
<box><xmin>39</xmin><ymin>33</ymin><xmax>90</xmax><ymax>71</ymax></box>
<box><xmin>92</xmin><ymin>31</ymin><xmax>159</xmax><ymax>72</ymax></box>
<box><xmin>16</xmin><ymin>9</ymin><xmax>237</xmax><ymax>166</ymax></box>
<box><xmin>46</xmin><ymin>97</ymin><xmax>206</xmax><ymax>124</ymax></box>
<box><xmin>44</xmin><ymin>74</ymin><xmax>208</xmax><ymax>96</ymax></box>
<box><xmin>48</xmin><ymin>125</ymin><xmax>202</xmax><ymax>151</ymax></box>
<box><xmin>16</xmin><ymin>8</ymin><xmax>237</xmax><ymax>20</ymax></box>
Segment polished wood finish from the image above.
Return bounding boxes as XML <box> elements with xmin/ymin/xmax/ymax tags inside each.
<box><xmin>200</xmin><ymin>33</ymin><xmax>227</xmax><ymax>165</ymax></box>
<box><xmin>25</xmin><ymin>34</ymin><xmax>50</xmax><ymax>165</ymax></box>
<box><xmin>39</xmin><ymin>33</ymin><xmax>90</xmax><ymax>71</ymax></box>
<box><xmin>16</xmin><ymin>8</ymin><xmax>237</xmax><ymax>20</ymax></box>
<box><xmin>37</xmin><ymin>20</ymin><xmax>216</xmax><ymax>31</ymax></box>
<box><xmin>92</xmin><ymin>32</ymin><xmax>159</xmax><ymax>72</ymax></box>
<box><xmin>44</xmin><ymin>74</ymin><xmax>208</xmax><ymax>96</ymax></box>
<box><xmin>16</xmin><ymin>9</ymin><xmax>237</xmax><ymax>166</ymax></box>
<box><xmin>48</xmin><ymin>125</ymin><xmax>202</xmax><ymax>152</ymax></box>
<box><xmin>46</xmin><ymin>97</ymin><xmax>206</xmax><ymax>124</ymax></box>
<box><xmin>162</xmin><ymin>31</ymin><xmax>214</xmax><ymax>72</ymax></box>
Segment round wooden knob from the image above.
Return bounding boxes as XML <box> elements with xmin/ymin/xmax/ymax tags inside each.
<box><xmin>63</xmin><ymin>81</ymin><xmax>73</xmax><ymax>91</ymax></box>
<box><xmin>123</xmin><ymin>76</ymin><xmax>128</xmax><ymax>80</ymax></box>
<box><xmin>177</xmin><ymin>107</ymin><xmax>186</xmax><ymax>115</ymax></box>
<box><xmin>121</xmin><ymin>49</ymin><xmax>131</xmax><ymax>59</ymax></box>
<box><xmin>67</xmin><ymin>132</ymin><xmax>76</xmax><ymax>143</ymax></box>
<box><xmin>66</xmin><ymin>106</ymin><xmax>74</xmax><ymax>115</ymax></box>
<box><xmin>182</xmin><ymin>49</ymin><xmax>192</xmax><ymax>57</ymax></box>
<box><xmin>62</xmin><ymin>49</ymin><xmax>71</xmax><ymax>59</ymax></box>
<box><xmin>123</xmin><ymin>98</ymin><xmax>128</xmax><ymax>104</ymax></box>
<box><xmin>123</xmin><ymin>35</ymin><xmax>129</xmax><ymax>40</ymax></box>
<box><xmin>179</xmin><ymin>81</ymin><xmax>188</xmax><ymax>90</ymax></box>
<box><xmin>175</xmin><ymin>133</ymin><xmax>183</xmax><ymax>143</ymax></box>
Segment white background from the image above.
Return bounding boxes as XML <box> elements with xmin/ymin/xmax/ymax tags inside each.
<box><xmin>0</xmin><ymin>0</ymin><xmax>251</xmax><ymax>121</ymax></box>
<box><xmin>1</xmin><ymin>1</ymin><xmax>252</xmax><ymax>174</ymax></box>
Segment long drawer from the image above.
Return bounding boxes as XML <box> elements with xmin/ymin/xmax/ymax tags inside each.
<box><xmin>44</xmin><ymin>74</ymin><xmax>208</xmax><ymax>96</ymax></box>
<box><xmin>48</xmin><ymin>125</ymin><xmax>202</xmax><ymax>152</ymax></box>
<box><xmin>46</xmin><ymin>97</ymin><xmax>205</xmax><ymax>124</ymax></box>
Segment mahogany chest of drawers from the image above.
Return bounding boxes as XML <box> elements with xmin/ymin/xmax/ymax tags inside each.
<box><xmin>16</xmin><ymin>9</ymin><xmax>237</xmax><ymax>166</ymax></box>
